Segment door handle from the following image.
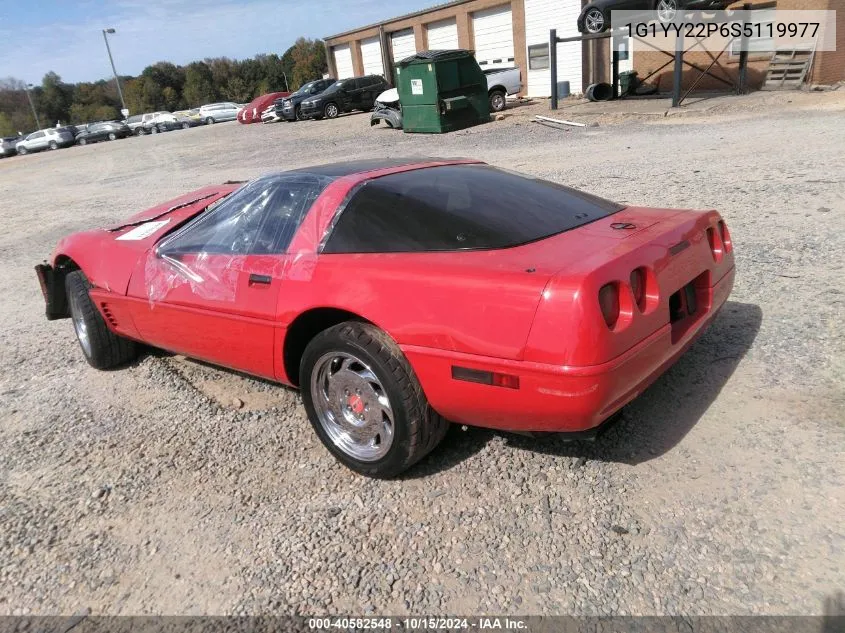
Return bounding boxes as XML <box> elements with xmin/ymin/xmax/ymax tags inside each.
<box><xmin>248</xmin><ymin>274</ymin><xmax>272</xmax><ymax>285</ymax></box>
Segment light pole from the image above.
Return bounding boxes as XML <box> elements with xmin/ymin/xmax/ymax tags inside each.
<box><xmin>282</xmin><ymin>71</ymin><xmax>290</xmax><ymax>92</ymax></box>
<box><xmin>24</xmin><ymin>84</ymin><xmax>42</xmax><ymax>130</ymax></box>
<box><xmin>102</xmin><ymin>28</ymin><xmax>127</xmax><ymax>114</ymax></box>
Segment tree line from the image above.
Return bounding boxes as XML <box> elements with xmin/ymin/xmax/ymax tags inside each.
<box><xmin>0</xmin><ymin>38</ymin><xmax>327</xmax><ymax>137</ymax></box>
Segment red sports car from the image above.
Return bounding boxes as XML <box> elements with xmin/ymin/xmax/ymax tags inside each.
<box><xmin>238</xmin><ymin>92</ymin><xmax>290</xmax><ymax>123</ymax></box>
<box><xmin>36</xmin><ymin>159</ymin><xmax>735</xmax><ymax>477</ymax></box>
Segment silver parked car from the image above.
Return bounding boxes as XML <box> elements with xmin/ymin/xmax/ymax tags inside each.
<box><xmin>1</xmin><ymin>136</ymin><xmax>22</xmax><ymax>157</ymax></box>
<box><xmin>15</xmin><ymin>128</ymin><xmax>75</xmax><ymax>155</ymax></box>
<box><xmin>198</xmin><ymin>102</ymin><xmax>241</xmax><ymax>124</ymax></box>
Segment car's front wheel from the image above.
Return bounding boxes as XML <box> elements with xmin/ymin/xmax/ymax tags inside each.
<box><xmin>78</xmin><ymin>138</ymin><xmax>87</xmax><ymax>146</ymax></box>
<box><xmin>295</xmin><ymin>105</ymin><xmax>305</xmax><ymax>121</ymax></box>
<box><xmin>205</xmin><ymin>117</ymin><xmax>215</xmax><ymax>125</ymax></box>
<box><xmin>66</xmin><ymin>271</ymin><xmax>138</xmax><ymax>370</ymax></box>
<box><xmin>108</xmin><ymin>132</ymin><xmax>117</xmax><ymax>141</ymax></box>
<box><xmin>182</xmin><ymin>122</ymin><xmax>190</xmax><ymax>129</ymax></box>
<box><xmin>324</xmin><ymin>102</ymin><xmax>340</xmax><ymax>119</ymax></box>
<box><xmin>48</xmin><ymin>141</ymin><xmax>58</xmax><ymax>150</ymax></box>
<box><xmin>300</xmin><ymin>322</ymin><xmax>449</xmax><ymax>478</ymax></box>
<box><xmin>17</xmin><ymin>146</ymin><xmax>28</xmax><ymax>155</ymax></box>
<box><xmin>584</xmin><ymin>7</ymin><xmax>606</xmax><ymax>33</ymax></box>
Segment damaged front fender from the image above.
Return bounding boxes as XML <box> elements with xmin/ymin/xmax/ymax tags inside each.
<box><xmin>370</xmin><ymin>107</ymin><xmax>403</xmax><ymax>130</ymax></box>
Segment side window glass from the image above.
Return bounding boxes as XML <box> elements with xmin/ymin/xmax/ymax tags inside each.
<box><xmin>251</xmin><ymin>177</ymin><xmax>329</xmax><ymax>254</ymax></box>
<box><xmin>159</xmin><ymin>177</ymin><xmax>283</xmax><ymax>256</ymax></box>
<box><xmin>159</xmin><ymin>175</ymin><xmax>329</xmax><ymax>257</ymax></box>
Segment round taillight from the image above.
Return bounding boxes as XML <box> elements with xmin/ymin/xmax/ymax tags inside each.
<box><xmin>718</xmin><ymin>220</ymin><xmax>732</xmax><ymax>253</ymax></box>
<box><xmin>598</xmin><ymin>283</ymin><xmax>620</xmax><ymax>329</ymax></box>
<box><xmin>630</xmin><ymin>268</ymin><xmax>646</xmax><ymax>311</ymax></box>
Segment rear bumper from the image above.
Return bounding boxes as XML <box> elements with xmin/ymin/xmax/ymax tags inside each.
<box><xmin>405</xmin><ymin>266</ymin><xmax>734</xmax><ymax>433</ymax></box>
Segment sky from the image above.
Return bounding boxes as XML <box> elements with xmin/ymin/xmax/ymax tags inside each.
<box><xmin>0</xmin><ymin>0</ymin><xmax>429</xmax><ymax>84</ymax></box>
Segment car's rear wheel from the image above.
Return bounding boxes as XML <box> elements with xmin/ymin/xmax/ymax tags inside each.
<box><xmin>324</xmin><ymin>103</ymin><xmax>339</xmax><ymax>119</ymax></box>
<box><xmin>48</xmin><ymin>141</ymin><xmax>58</xmax><ymax>150</ymax></box>
<box><xmin>205</xmin><ymin>117</ymin><xmax>215</xmax><ymax>125</ymax></box>
<box><xmin>66</xmin><ymin>271</ymin><xmax>138</xmax><ymax>370</ymax></box>
<box><xmin>584</xmin><ymin>7</ymin><xmax>606</xmax><ymax>33</ymax></box>
<box><xmin>489</xmin><ymin>90</ymin><xmax>506</xmax><ymax>112</ymax></box>
<box><xmin>300</xmin><ymin>322</ymin><xmax>449</xmax><ymax>478</ymax></box>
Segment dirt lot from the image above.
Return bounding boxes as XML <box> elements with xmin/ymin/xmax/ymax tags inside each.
<box><xmin>0</xmin><ymin>91</ymin><xmax>843</xmax><ymax>616</ymax></box>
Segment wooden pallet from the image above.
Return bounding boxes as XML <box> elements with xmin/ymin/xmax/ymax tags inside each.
<box><xmin>762</xmin><ymin>47</ymin><xmax>815</xmax><ymax>90</ymax></box>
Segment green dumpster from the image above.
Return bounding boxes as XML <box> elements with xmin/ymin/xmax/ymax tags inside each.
<box><xmin>395</xmin><ymin>50</ymin><xmax>490</xmax><ymax>134</ymax></box>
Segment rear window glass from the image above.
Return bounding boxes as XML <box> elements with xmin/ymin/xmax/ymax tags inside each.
<box><xmin>322</xmin><ymin>165</ymin><xmax>624</xmax><ymax>253</ymax></box>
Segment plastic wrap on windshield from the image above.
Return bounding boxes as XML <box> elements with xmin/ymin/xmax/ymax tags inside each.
<box><xmin>145</xmin><ymin>174</ymin><xmax>333</xmax><ymax>305</ymax></box>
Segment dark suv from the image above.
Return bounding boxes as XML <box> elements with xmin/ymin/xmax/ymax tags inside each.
<box><xmin>277</xmin><ymin>79</ymin><xmax>337</xmax><ymax>122</ymax></box>
<box><xmin>299</xmin><ymin>75</ymin><xmax>391</xmax><ymax>120</ymax></box>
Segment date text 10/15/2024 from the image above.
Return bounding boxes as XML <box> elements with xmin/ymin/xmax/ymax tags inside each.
<box><xmin>308</xmin><ymin>617</ymin><xmax>529</xmax><ymax>630</ymax></box>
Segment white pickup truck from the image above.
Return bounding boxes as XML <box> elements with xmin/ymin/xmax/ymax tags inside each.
<box><xmin>484</xmin><ymin>66</ymin><xmax>522</xmax><ymax>112</ymax></box>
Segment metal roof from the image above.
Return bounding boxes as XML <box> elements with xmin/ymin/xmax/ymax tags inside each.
<box><xmin>323</xmin><ymin>0</ymin><xmax>474</xmax><ymax>41</ymax></box>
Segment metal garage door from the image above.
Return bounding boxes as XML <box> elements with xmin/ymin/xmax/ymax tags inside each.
<box><xmin>472</xmin><ymin>4</ymin><xmax>514</xmax><ymax>69</ymax></box>
<box><xmin>361</xmin><ymin>36</ymin><xmax>384</xmax><ymax>76</ymax></box>
<box><xmin>524</xmin><ymin>0</ymin><xmax>583</xmax><ymax>96</ymax></box>
<box><xmin>391</xmin><ymin>29</ymin><xmax>417</xmax><ymax>63</ymax></box>
<box><xmin>333</xmin><ymin>44</ymin><xmax>354</xmax><ymax>79</ymax></box>
<box><xmin>426</xmin><ymin>18</ymin><xmax>459</xmax><ymax>50</ymax></box>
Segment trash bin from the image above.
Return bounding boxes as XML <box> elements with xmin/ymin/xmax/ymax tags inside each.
<box><xmin>619</xmin><ymin>70</ymin><xmax>639</xmax><ymax>96</ymax></box>
<box><xmin>395</xmin><ymin>50</ymin><xmax>490</xmax><ymax>134</ymax></box>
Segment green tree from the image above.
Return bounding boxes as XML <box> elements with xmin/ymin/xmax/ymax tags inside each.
<box><xmin>39</xmin><ymin>72</ymin><xmax>73</xmax><ymax>125</ymax></box>
<box><xmin>182</xmin><ymin>62</ymin><xmax>216</xmax><ymax>106</ymax></box>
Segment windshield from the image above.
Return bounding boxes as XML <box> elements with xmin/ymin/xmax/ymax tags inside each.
<box><xmin>294</xmin><ymin>82</ymin><xmax>317</xmax><ymax>95</ymax></box>
<box><xmin>321</xmin><ymin>81</ymin><xmax>344</xmax><ymax>95</ymax></box>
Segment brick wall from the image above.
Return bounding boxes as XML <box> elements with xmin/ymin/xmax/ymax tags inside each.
<box><xmin>626</xmin><ymin>0</ymin><xmax>843</xmax><ymax>91</ymax></box>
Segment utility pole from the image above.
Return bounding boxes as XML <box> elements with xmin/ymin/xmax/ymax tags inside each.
<box><xmin>25</xmin><ymin>84</ymin><xmax>42</xmax><ymax>130</ymax></box>
<box><xmin>102</xmin><ymin>28</ymin><xmax>127</xmax><ymax>115</ymax></box>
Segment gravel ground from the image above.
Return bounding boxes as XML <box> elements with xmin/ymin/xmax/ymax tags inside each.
<box><xmin>0</xmin><ymin>92</ymin><xmax>843</xmax><ymax>616</ymax></box>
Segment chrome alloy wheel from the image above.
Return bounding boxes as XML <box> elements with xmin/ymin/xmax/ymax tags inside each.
<box><xmin>72</xmin><ymin>306</ymin><xmax>92</xmax><ymax>357</ymax></box>
<box><xmin>310</xmin><ymin>352</ymin><xmax>394</xmax><ymax>461</ymax></box>
<box><xmin>657</xmin><ymin>0</ymin><xmax>677</xmax><ymax>22</ymax></box>
<box><xmin>585</xmin><ymin>8</ymin><xmax>605</xmax><ymax>33</ymax></box>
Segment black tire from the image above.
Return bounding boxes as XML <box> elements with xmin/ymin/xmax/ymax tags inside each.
<box><xmin>151</xmin><ymin>126</ymin><xmax>159</xmax><ymax>134</ymax></box>
<box><xmin>300</xmin><ymin>322</ymin><xmax>449</xmax><ymax>478</ymax></box>
<box><xmin>324</xmin><ymin>102</ymin><xmax>340</xmax><ymax>119</ymax></box>
<box><xmin>66</xmin><ymin>271</ymin><xmax>138</xmax><ymax>370</ymax></box>
<box><xmin>182</xmin><ymin>122</ymin><xmax>190</xmax><ymax>129</ymax></box>
<box><xmin>48</xmin><ymin>141</ymin><xmax>58</xmax><ymax>150</ymax></box>
<box><xmin>584</xmin><ymin>7</ymin><xmax>607</xmax><ymax>33</ymax></box>
<box><xmin>78</xmin><ymin>138</ymin><xmax>87</xmax><ymax>146</ymax></box>
<box><xmin>205</xmin><ymin>117</ymin><xmax>215</xmax><ymax>125</ymax></box>
<box><xmin>489</xmin><ymin>89</ymin><xmax>507</xmax><ymax>112</ymax></box>
<box><xmin>295</xmin><ymin>105</ymin><xmax>304</xmax><ymax>121</ymax></box>
<box><xmin>108</xmin><ymin>132</ymin><xmax>117</xmax><ymax>140</ymax></box>
<box><xmin>17</xmin><ymin>146</ymin><xmax>28</xmax><ymax>155</ymax></box>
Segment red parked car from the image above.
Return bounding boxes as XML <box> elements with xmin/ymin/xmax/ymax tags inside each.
<box><xmin>237</xmin><ymin>92</ymin><xmax>290</xmax><ymax>123</ymax></box>
<box><xmin>36</xmin><ymin>159</ymin><xmax>735</xmax><ymax>477</ymax></box>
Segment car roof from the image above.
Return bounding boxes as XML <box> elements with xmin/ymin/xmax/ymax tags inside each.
<box><xmin>286</xmin><ymin>158</ymin><xmax>478</xmax><ymax>179</ymax></box>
